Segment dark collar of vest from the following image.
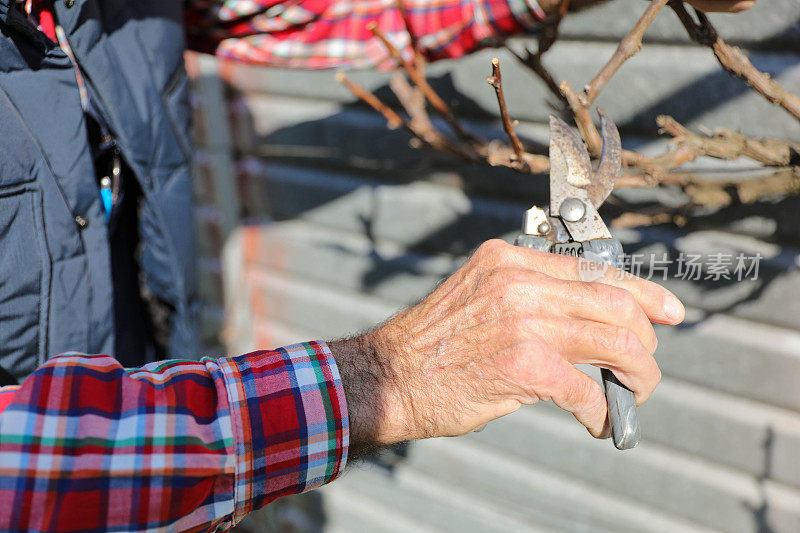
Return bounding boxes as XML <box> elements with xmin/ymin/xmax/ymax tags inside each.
<box><xmin>0</xmin><ymin>0</ymin><xmax>32</xmax><ymax>26</ymax></box>
<box><xmin>0</xmin><ymin>0</ymin><xmax>14</xmax><ymax>24</ymax></box>
<box><xmin>0</xmin><ymin>0</ymin><xmax>52</xmax><ymax>35</ymax></box>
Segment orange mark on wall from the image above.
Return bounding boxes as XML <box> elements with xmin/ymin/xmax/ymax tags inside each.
<box><xmin>236</xmin><ymin>224</ymin><xmax>291</xmax><ymax>350</ymax></box>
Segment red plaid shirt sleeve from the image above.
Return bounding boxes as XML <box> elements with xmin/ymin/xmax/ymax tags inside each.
<box><xmin>0</xmin><ymin>341</ymin><xmax>349</xmax><ymax>533</ymax></box>
<box><xmin>185</xmin><ymin>0</ymin><xmax>545</xmax><ymax>69</ymax></box>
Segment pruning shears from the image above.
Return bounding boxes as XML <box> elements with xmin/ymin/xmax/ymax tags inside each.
<box><xmin>515</xmin><ymin>110</ymin><xmax>640</xmax><ymax>450</ymax></box>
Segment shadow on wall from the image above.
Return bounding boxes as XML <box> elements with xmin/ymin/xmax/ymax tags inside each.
<box><xmin>211</xmin><ymin>53</ymin><xmax>800</xmax><ymax>532</ymax></box>
<box><xmin>226</xmin><ymin>70</ymin><xmax>800</xmax><ymax>311</ymax></box>
<box><xmin>236</xmin><ymin>491</ymin><xmax>327</xmax><ymax>533</ymax></box>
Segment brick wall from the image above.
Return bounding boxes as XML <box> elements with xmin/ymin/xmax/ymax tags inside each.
<box><xmin>188</xmin><ymin>3</ymin><xmax>800</xmax><ymax>531</ymax></box>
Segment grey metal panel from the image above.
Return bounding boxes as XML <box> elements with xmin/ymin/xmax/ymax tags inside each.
<box><xmin>468</xmin><ymin>407</ymin><xmax>800</xmax><ymax>532</ymax></box>
<box><xmin>237</xmin><ymin>487</ymin><xmax>435</xmax><ymax>533</ymax></box>
<box><xmin>228</xmin><ymin>94</ymin><xmax>771</xmax><ymax>175</ymax></box>
<box><xmin>198</xmin><ymin>304</ymin><xmax>225</xmax><ymax>357</ymax></box>
<box><xmin>394</xmin><ymin>438</ymin><xmax>718</xmax><ymax>532</ymax></box>
<box><xmin>236</xmin><ymin>163</ymin><xmax>800</xmax><ymax>330</ymax></box>
<box><xmin>653</xmin><ymin>316</ymin><xmax>800</xmax><ymax>412</ymax></box>
<box><xmin>321</xmin><ymin>487</ymin><xmax>438</xmax><ymax>533</ymax></box>
<box><xmin>321</xmin><ymin>438</ymin><xmax>716</xmax><ymax>533</ymax></box>
<box><xmin>220</xmin><ymin>43</ymin><xmax>800</xmax><ymax>139</ymax></box>
<box><xmin>191</xmin><ymin>54</ymin><xmax>241</xmax><ymax>238</ymax></box>
<box><xmin>324</xmin><ymin>462</ymin><xmax>546</xmax><ymax>533</ymax></box>
<box><xmin>637</xmin><ymin>379</ymin><xmax>800</xmax><ymax>490</ymax></box>
<box><xmin>555</xmin><ymin>0</ymin><xmax>800</xmax><ymax>50</ymax></box>
<box><xmin>241</xmin><ymin>267</ymin><xmax>399</xmax><ymax>338</ymax></box>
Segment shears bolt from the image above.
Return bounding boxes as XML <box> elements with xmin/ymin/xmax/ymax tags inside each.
<box><xmin>537</xmin><ymin>221</ymin><xmax>551</xmax><ymax>234</ymax></box>
<box><xmin>559</xmin><ymin>197</ymin><xmax>586</xmax><ymax>222</ymax></box>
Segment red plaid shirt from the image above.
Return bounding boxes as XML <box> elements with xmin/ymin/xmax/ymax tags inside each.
<box><xmin>0</xmin><ymin>342</ymin><xmax>348</xmax><ymax>532</ymax></box>
<box><xmin>186</xmin><ymin>0</ymin><xmax>544</xmax><ymax>69</ymax></box>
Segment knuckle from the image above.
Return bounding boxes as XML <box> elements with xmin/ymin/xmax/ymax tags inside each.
<box><xmin>641</xmin><ymin>279</ymin><xmax>667</xmax><ymax>310</ymax></box>
<box><xmin>531</xmin><ymin>349</ymin><xmax>564</xmax><ymax>399</ymax></box>
<box><xmin>480</xmin><ymin>238</ymin><xmax>507</xmax><ymax>253</ymax></box>
<box><xmin>566</xmin><ymin>316</ymin><xmax>592</xmax><ymax>338</ymax></box>
<box><xmin>481</xmin><ymin>268</ymin><xmax>534</xmax><ymax>303</ymax></box>
<box><xmin>608</xmin><ymin>264</ymin><xmax>632</xmax><ymax>283</ymax></box>
<box><xmin>615</xmin><ymin>327</ymin><xmax>641</xmax><ymax>356</ymax></box>
<box><xmin>509</xmin><ymin>340</ymin><xmax>549</xmax><ymax>390</ymax></box>
<box><xmin>636</xmin><ymin>357</ymin><xmax>662</xmax><ymax>402</ymax></box>
<box><xmin>526</xmin><ymin>247</ymin><xmax>550</xmax><ymax>265</ymax></box>
<box><xmin>526</xmin><ymin>269</ymin><xmax>550</xmax><ymax>287</ymax></box>
<box><xmin>569</xmin><ymin>279</ymin><xmax>599</xmax><ymax>307</ymax></box>
<box><xmin>585</xmin><ymin>379</ymin><xmax>606</xmax><ymax>411</ymax></box>
<box><xmin>593</xmin><ymin>323</ymin><xmax>620</xmax><ymax>354</ymax></box>
<box><xmin>480</xmin><ymin>267</ymin><xmax>504</xmax><ymax>291</ymax></box>
<box><xmin>546</xmin><ymin>250</ymin><xmax>576</xmax><ymax>271</ymax></box>
<box><xmin>612</xmin><ymin>288</ymin><xmax>638</xmax><ymax>316</ymax></box>
<box><xmin>568</xmin><ymin>375</ymin><xmax>603</xmax><ymax>410</ymax></box>
<box><xmin>475</xmin><ymin>239</ymin><xmax>511</xmax><ymax>264</ymax></box>
<box><xmin>481</xmin><ymin>268</ymin><xmax>514</xmax><ymax>297</ymax></box>
<box><xmin>646</xmin><ymin>326</ymin><xmax>659</xmax><ymax>354</ymax></box>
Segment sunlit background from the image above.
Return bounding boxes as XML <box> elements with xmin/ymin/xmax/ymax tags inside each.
<box><xmin>187</xmin><ymin>2</ymin><xmax>800</xmax><ymax>530</ymax></box>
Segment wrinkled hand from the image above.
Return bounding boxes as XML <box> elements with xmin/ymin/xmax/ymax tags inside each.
<box><xmin>331</xmin><ymin>239</ymin><xmax>685</xmax><ymax>452</ymax></box>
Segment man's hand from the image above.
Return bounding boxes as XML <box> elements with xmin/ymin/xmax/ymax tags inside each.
<box><xmin>539</xmin><ymin>0</ymin><xmax>755</xmax><ymax>15</ymax></box>
<box><xmin>330</xmin><ymin>239</ymin><xmax>685</xmax><ymax>454</ymax></box>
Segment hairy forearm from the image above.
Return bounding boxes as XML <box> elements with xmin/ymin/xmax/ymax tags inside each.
<box><xmin>328</xmin><ymin>332</ymin><xmax>412</xmax><ymax>457</ymax></box>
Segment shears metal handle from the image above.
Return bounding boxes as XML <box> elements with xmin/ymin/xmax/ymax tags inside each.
<box><xmin>514</xmin><ymin>110</ymin><xmax>641</xmax><ymax>450</ymax></box>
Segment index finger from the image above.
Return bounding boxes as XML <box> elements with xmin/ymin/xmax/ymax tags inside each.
<box><xmin>511</xmin><ymin>246</ymin><xmax>686</xmax><ymax>326</ymax></box>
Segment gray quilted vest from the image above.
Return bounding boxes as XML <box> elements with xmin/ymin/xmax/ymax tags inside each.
<box><xmin>0</xmin><ymin>0</ymin><xmax>199</xmax><ymax>379</ymax></box>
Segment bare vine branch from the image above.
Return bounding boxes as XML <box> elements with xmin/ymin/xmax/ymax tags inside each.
<box><xmin>337</xmin><ymin>0</ymin><xmax>800</xmax><ymax>218</ymax></box>
<box><xmin>507</xmin><ymin>0</ymin><xmax>571</xmax><ymax>106</ymax></box>
<box><xmin>560</xmin><ymin>0</ymin><xmax>670</xmax><ymax>158</ymax></box>
<box><xmin>367</xmin><ymin>22</ymin><xmax>481</xmax><ymax>144</ymax></box>
<box><xmin>668</xmin><ymin>0</ymin><xmax>800</xmax><ymax>123</ymax></box>
<box><xmin>335</xmin><ymin>72</ymin><xmax>405</xmax><ymax>130</ymax></box>
<box><xmin>487</xmin><ymin>58</ymin><xmax>525</xmax><ymax>162</ymax></box>
<box><xmin>580</xmin><ymin>0</ymin><xmax>671</xmax><ymax>107</ymax></box>
<box><xmin>658</xmin><ymin>116</ymin><xmax>800</xmax><ymax>167</ymax></box>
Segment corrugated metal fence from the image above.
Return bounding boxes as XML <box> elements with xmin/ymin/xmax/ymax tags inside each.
<box><xmin>188</xmin><ymin>2</ymin><xmax>800</xmax><ymax>531</ymax></box>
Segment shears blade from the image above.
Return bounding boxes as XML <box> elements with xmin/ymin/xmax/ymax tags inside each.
<box><xmin>549</xmin><ymin>112</ymin><xmax>622</xmax><ymax>242</ymax></box>
<box><xmin>589</xmin><ymin>108</ymin><xmax>622</xmax><ymax>209</ymax></box>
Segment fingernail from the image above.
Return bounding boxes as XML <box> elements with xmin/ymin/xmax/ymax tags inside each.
<box><xmin>664</xmin><ymin>294</ymin><xmax>685</xmax><ymax>323</ymax></box>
